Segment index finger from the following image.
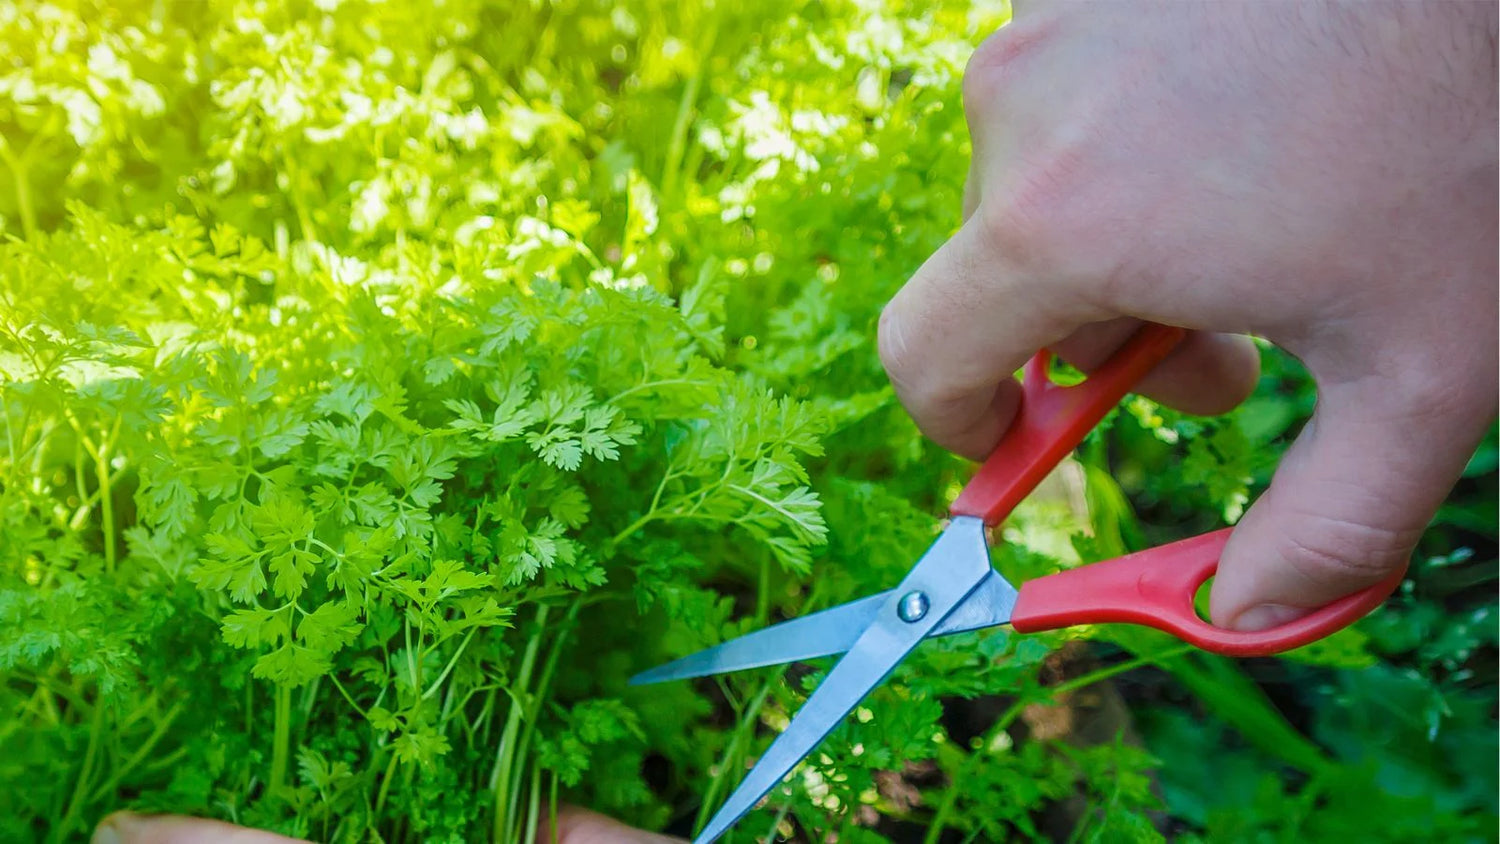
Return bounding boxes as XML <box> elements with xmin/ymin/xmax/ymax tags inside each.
<box><xmin>878</xmin><ymin>216</ymin><xmax>1096</xmax><ymax>459</ymax></box>
<box><xmin>879</xmin><ymin>211</ymin><xmax>1262</xmax><ymax>460</ymax></box>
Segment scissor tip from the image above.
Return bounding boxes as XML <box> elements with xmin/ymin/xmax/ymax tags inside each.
<box><xmin>627</xmin><ymin>667</ymin><xmax>668</xmax><ymax>686</ymax></box>
<box><xmin>629</xmin><ymin>653</ymin><xmax>715</xmax><ymax>686</ymax></box>
<box><xmin>691</xmin><ymin>821</ymin><xmax>728</xmax><ymax>844</ymax></box>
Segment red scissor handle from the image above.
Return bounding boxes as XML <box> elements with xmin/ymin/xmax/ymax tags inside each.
<box><xmin>1009</xmin><ymin>530</ymin><xmax>1405</xmax><ymax>656</ymax></box>
<box><xmin>947</xmin><ymin>322</ymin><xmax>1400</xmax><ymax>654</ymax></box>
<box><xmin>950</xmin><ymin>323</ymin><xmax>1187</xmax><ymax>525</ymax></box>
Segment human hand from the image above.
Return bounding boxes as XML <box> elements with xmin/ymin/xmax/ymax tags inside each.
<box><xmin>879</xmin><ymin>1</ymin><xmax>1497</xmax><ymax>630</ymax></box>
<box><xmin>91</xmin><ymin>808</ymin><xmax>683</xmax><ymax>844</ymax></box>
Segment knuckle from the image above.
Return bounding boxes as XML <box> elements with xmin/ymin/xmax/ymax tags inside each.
<box><xmin>970</xmin><ymin>159</ymin><xmax>1127</xmax><ymax>316</ymax></box>
<box><xmin>876</xmin><ymin>299</ymin><xmax>920</xmax><ymax>388</ymax></box>
<box><xmin>877</xmin><ymin>302</ymin><xmax>983</xmax><ymax>426</ymax></box>
<box><xmin>961</xmin><ymin>29</ymin><xmax>1128</xmax><ymax>304</ymax></box>
<box><xmin>961</xmin><ymin>45</ymin><xmax>1005</xmax><ymax>115</ymax></box>
<box><xmin>971</xmin><ymin>183</ymin><xmax>1068</xmax><ymax>278</ymax></box>
<box><xmin>1274</xmin><ymin>512</ymin><xmax>1418</xmax><ymax>589</ymax></box>
<box><xmin>964</xmin><ymin>18</ymin><xmax>1053</xmax><ymax>109</ymax></box>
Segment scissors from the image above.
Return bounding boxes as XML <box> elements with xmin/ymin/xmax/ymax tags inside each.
<box><xmin>631</xmin><ymin>323</ymin><xmax>1404</xmax><ymax>843</ymax></box>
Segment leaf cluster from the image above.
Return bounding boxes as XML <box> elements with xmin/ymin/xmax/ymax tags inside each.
<box><xmin>2</xmin><ymin>1</ymin><xmax>1493</xmax><ymax>843</ymax></box>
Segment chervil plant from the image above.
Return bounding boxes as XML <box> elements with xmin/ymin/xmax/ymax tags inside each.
<box><xmin>2</xmin><ymin>2</ymin><xmax>1494</xmax><ymax>843</ymax></box>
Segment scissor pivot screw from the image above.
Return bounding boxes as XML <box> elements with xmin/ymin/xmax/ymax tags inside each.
<box><xmin>897</xmin><ymin>590</ymin><xmax>930</xmax><ymax>623</ymax></box>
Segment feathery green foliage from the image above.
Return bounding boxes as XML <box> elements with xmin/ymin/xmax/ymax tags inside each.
<box><xmin>1</xmin><ymin>2</ymin><xmax>1493</xmax><ymax>842</ymax></box>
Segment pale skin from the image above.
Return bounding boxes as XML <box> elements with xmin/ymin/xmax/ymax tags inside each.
<box><xmin>94</xmin><ymin>2</ymin><xmax>1498</xmax><ymax>841</ymax></box>
<box><xmin>880</xmin><ymin>0</ymin><xmax>1497</xmax><ymax>630</ymax></box>
<box><xmin>90</xmin><ymin>808</ymin><xmax>682</xmax><ymax>844</ymax></box>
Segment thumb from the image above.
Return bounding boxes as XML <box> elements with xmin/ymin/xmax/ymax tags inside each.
<box><xmin>1210</xmin><ymin>375</ymin><xmax>1490</xmax><ymax>631</ymax></box>
<box><xmin>92</xmin><ymin>812</ymin><xmax>307</xmax><ymax>844</ymax></box>
<box><xmin>90</xmin><ymin>808</ymin><xmax>682</xmax><ymax>844</ymax></box>
<box><xmin>541</xmin><ymin>807</ymin><xmax>684</xmax><ymax>844</ymax></box>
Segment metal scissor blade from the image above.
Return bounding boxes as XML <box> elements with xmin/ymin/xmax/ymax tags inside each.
<box><xmin>932</xmin><ymin>569</ymin><xmax>1020</xmax><ymax>637</ymax></box>
<box><xmin>630</xmin><ymin>591</ymin><xmax>889</xmax><ymax>686</ymax></box>
<box><xmin>691</xmin><ymin>516</ymin><xmax>995</xmax><ymax>844</ymax></box>
<box><xmin>630</xmin><ymin>572</ymin><xmax>1019</xmax><ymax>685</ymax></box>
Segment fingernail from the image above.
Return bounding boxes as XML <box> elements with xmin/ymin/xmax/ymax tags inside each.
<box><xmin>91</xmin><ymin>812</ymin><xmax>135</xmax><ymax>844</ymax></box>
<box><xmin>1233</xmin><ymin>603</ymin><xmax>1308</xmax><ymax>632</ymax></box>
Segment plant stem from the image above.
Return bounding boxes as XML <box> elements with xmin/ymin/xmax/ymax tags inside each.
<box><xmin>493</xmin><ymin>603</ymin><xmax>550</xmax><ymax>843</ymax></box>
<box><xmin>328</xmin><ymin>674</ymin><xmax>367</xmax><ymax>718</ymax></box>
<box><xmin>921</xmin><ymin>642</ymin><xmax>1194</xmax><ymax>844</ymax></box>
<box><xmin>755</xmin><ymin>557</ymin><xmax>770</xmax><ymax>624</ymax></box>
<box><xmin>375</xmin><ymin>748</ymin><xmax>399</xmax><ymax>813</ymax></box>
<box><xmin>12</xmin><ymin>670</ymin><xmax>86</xmax><ymax>715</ymax></box>
<box><xmin>94</xmin><ymin>419</ymin><xmax>121</xmax><ymax>574</ymax></box>
<box><xmin>693</xmin><ymin>677</ymin><xmax>778</xmax><ymax>836</ymax></box>
<box><xmin>73</xmin><ymin>436</ymin><xmax>88</xmax><ymax>511</ymax></box>
<box><xmin>91</xmin><ymin>701</ymin><xmax>185</xmax><ymax>801</ymax></box>
<box><xmin>282</xmin><ymin>153</ymin><xmax>318</xmax><ymax>243</ymax></box>
<box><xmin>56</xmin><ymin>699</ymin><xmax>105</xmax><ymax>843</ymax></box>
<box><xmin>422</xmin><ymin>627</ymin><xmax>478</xmax><ymax>700</ymax></box>
<box><xmin>138</xmin><ymin>747</ymin><xmax>188</xmax><ymax>777</ymax></box>
<box><xmin>270</xmin><ymin>683</ymin><xmax>292</xmax><ymax>796</ymax></box>
<box><xmin>762</xmin><ymin>799</ymin><xmax>792</xmax><ymax>843</ymax></box>
<box><xmin>549</xmin><ymin>773</ymin><xmax>560</xmax><ymax>844</ymax></box>
<box><xmin>687</xmin><ymin>582</ymin><xmax>832</xmax><ymax>833</ymax></box>
<box><xmin>661</xmin><ymin>21</ymin><xmax>719</xmax><ymax>198</ymax></box>
<box><xmin>508</xmin><ymin>601</ymin><xmax>580</xmax><ymax>842</ymax></box>
<box><xmin>609</xmin><ymin>509</ymin><xmax>658</xmax><ymax>548</ymax></box>
<box><xmin>0</xmin><ymin>132</ymin><xmax>38</xmax><ymax>240</ymax></box>
<box><xmin>1044</xmin><ymin>645</ymin><xmax>1194</xmax><ymax>703</ymax></box>
<box><xmin>522</xmin><ymin>758</ymin><xmax>543</xmax><ymax>844</ymax></box>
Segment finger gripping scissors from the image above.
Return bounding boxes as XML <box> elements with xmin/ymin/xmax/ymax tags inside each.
<box><xmin>631</xmin><ymin>324</ymin><xmax>1403</xmax><ymax>843</ymax></box>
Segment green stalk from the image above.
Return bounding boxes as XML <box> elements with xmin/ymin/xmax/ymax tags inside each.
<box><xmin>422</xmin><ymin>627</ymin><xmax>479</xmax><ymax>700</ymax></box>
<box><xmin>302</xmin><ymin>676</ymin><xmax>322</xmax><ymax>723</ymax></box>
<box><xmin>522</xmin><ymin>758</ymin><xmax>543</xmax><ymax>844</ymax></box>
<box><xmin>91</xmin><ymin>701</ymin><xmax>185</xmax><ymax>801</ymax></box>
<box><xmin>549</xmin><ymin>773</ymin><xmax>560</xmax><ymax>844</ymax></box>
<box><xmin>761</xmin><ymin>799</ymin><xmax>792</xmax><ymax>843</ymax></box>
<box><xmin>1</xmin><ymin>388</ymin><xmax>18</xmax><ymax>506</ymax></box>
<box><xmin>328</xmin><ymin>674</ymin><xmax>368</xmax><ymax>719</ymax></box>
<box><xmin>688</xmin><ymin>584</ymin><xmax>830</xmax><ymax>834</ymax></box>
<box><xmin>282</xmin><ymin>153</ymin><xmax>319</xmax><ymax>243</ymax></box>
<box><xmin>73</xmin><ymin>437</ymin><xmax>88</xmax><ymax>516</ymax></box>
<box><xmin>12</xmin><ymin>670</ymin><xmax>86</xmax><ymax>715</ymax></box>
<box><xmin>693</xmin><ymin>678</ymin><xmax>777</xmax><ymax>836</ymax></box>
<box><xmin>374</xmin><ymin>747</ymin><xmax>399</xmax><ymax>813</ymax></box>
<box><xmin>507</xmin><ymin>602</ymin><xmax>581</xmax><ymax>842</ymax></box>
<box><xmin>270</xmin><ymin>683</ymin><xmax>292</xmax><ymax>796</ymax></box>
<box><xmin>244</xmin><ymin>681</ymin><xmax>255</xmax><ymax>747</ymax></box>
<box><xmin>55</xmin><ymin>699</ymin><xmax>105</xmax><ymax>843</ymax></box>
<box><xmin>0</xmin><ymin>132</ymin><xmax>38</xmax><ymax>241</ymax></box>
<box><xmin>755</xmin><ymin>557</ymin><xmax>770</xmax><ymax>624</ymax></box>
<box><xmin>138</xmin><ymin>747</ymin><xmax>188</xmax><ymax>778</ymax></box>
<box><xmin>24</xmin><ymin>682</ymin><xmax>60</xmax><ymax>727</ymax></box>
<box><xmin>661</xmin><ymin>21</ymin><xmax>719</xmax><ymax>198</ymax></box>
<box><xmin>1161</xmin><ymin>651</ymin><xmax>1333</xmax><ymax>776</ymax></box>
<box><xmin>94</xmin><ymin>421</ymin><xmax>120</xmax><ymax>574</ymax></box>
<box><xmin>493</xmin><ymin>603</ymin><xmax>550</xmax><ymax>842</ymax></box>
<box><xmin>921</xmin><ymin>643</ymin><xmax>1194</xmax><ymax>844</ymax></box>
<box><xmin>609</xmin><ymin>509</ymin><xmax>659</xmax><ymax>548</ymax></box>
